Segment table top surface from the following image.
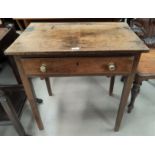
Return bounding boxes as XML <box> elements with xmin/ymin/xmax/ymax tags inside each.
<box><xmin>5</xmin><ymin>22</ymin><xmax>149</xmax><ymax>55</ymax></box>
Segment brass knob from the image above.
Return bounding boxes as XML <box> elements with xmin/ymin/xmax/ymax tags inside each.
<box><xmin>40</xmin><ymin>64</ymin><xmax>47</xmax><ymax>73</ymax></box>
<box><xmin>108</xmin><ymin>63</ymin><xmax>116</xmax><ymax>71</ymax></box>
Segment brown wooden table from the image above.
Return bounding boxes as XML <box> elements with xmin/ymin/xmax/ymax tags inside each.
<box><xmin>5</xmin><ymin>22</ymin><xmax>149</xmax><ymax>131</ymax></box>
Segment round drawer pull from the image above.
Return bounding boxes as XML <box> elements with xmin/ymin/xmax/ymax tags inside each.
<box><xmin>108</xmin><ymin>63</ymin><xmax>116</xmax><ymax>71</ymax></box>
<box><xmin>40</xmin><ymin>64</ymin><xmax>47</xmax><ymax>73</ymax></box>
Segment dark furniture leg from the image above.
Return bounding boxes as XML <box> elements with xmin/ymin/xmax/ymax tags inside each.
<box><xmin>36</xmin><ymin>98</ymin><xmax>43</xmax><ymax>104</ymax></box>
<box><xmin>0</xmin><ymin>90</ymin><xmax>27</xmax><ymax>136</ymax></box>
<box><xmin>8</xmin><ymin>56</ymin><xmax>22</xmax><ymax>84</ymax></box>
<box><xmin>128</xmin><ymin>75</ymin><xmax>142</xmax><ymax>113</ymax></box>
<box><xmin>15</xmin><ymin>20</ymin><xmax>24</xmax><ymax>31</ymax></box>
<box><xmin>45</xmin><ymin>78</ymin><xmax>52</xmax><ymax>96</ymax></box>
<box><xmin>109</xmin><ymin>76</ymin><xmax>115</xmax><ymax>96</ymax></box>
<box><xmin>121</xmin><ymin>76</ymin><xmax>125</xmax><ymax>82</ymax></box>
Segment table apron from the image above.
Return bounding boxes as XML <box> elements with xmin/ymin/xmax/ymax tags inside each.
<box><xmin>20</xmin><ymin>56</ymin><xmax>135</xmax><ymax>77</ymax></box>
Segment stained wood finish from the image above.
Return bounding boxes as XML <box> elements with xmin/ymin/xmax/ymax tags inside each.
<box><xmin>5</xmin><ymin>22</ymin><xmax>149</xmax><ymax>55</ymax></box>
<box><xmin>114</xmin><ymin>54</ymin><xmax>141</xmax><ymax>131</ymax></box>
<box><xmin>114</xmin><ymin>75</ymin><xmax>134</xmax><ymax>131</ymax></box>
<box><xmin>137</xmin><ymin>49</ymin><xmax>155</xmax><ymax>76</ymax></box>
<box><xmin>128</xmin><ymin>49</ymin><xmax>155</xmax><ymax>113</ymax></box>
<box><xmin>109</xmin><ymin>76</ymin><xmax>115</xmax><ymax>96</ymax></box>
<box><xmin>15</xmin><ymin>20</ymin><xmax>24</xmax><ymax>31</ymax></box>
<box><xmin>128</xmin><ymin>75</ymin><xmax>142</xmax><ymax>113</ymax></box>
<box><xmin>21</xmin><ymin>57</ymin><xmax>134</xmax><ymax>76</ymax></box>
<box><xmin>4</xmin><ymin>22</ymin><xmax>149</xmax><ymax>131</ymax></box>
<box><xmin>15</xmin><ymin>56</ymin><xmax>44</xmax><ymax>130</ymax></box>
<box><xmin>45</xmin><ymin>78</ymin><xmax>52</xmax><ymax>96</ymax></box>
<box><xmin>8</xmin><ymin>56</ymin><xmax>22</xmax><ymax>84</ymax></box>
<box><xmin>110</xmin><ymin>50</ymin><xmax>155</xmax><ymax>113</ymax></box>
<box><xmin>14</xmin><ymin>18</ymin><xmax>123</xmax><ymax>31</ymax></box>
<box><xmin>40</xmin><ymin>77</ymin><xmax>52</xmax><ymax>96</ymax></box>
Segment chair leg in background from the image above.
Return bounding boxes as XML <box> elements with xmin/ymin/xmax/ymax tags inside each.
<box><xmin>0</xmin><ymin>90</ymin><xmax>27</xmax><ymax>136</ymax></box>
<box><xmin>128</xmin><ymin>76</ymin><xmax>142</xmax><ymax>113</ymax></box>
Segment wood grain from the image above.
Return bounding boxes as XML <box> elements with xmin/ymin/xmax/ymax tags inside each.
<box><xmin>5</xmin><ymin>22</ymin><xmax>149</xmax><ymax>131</ymax></box>
<box><xmin>5</xmin><ymin>22</ymin><xmax>149</xmax><ymax>55</ymax></box>
<box><xmin>20</xmin><ymin>57</ymin><xmax>134</xmax><ymax>76</ymax></box>
<box><xmin>114</xmin><ymin>54</ymin><xmax>141</xmax><ymax>131</ymax></box>
<box><xmin>137</xmin><ymin>49</ymin><xmax>155</xmax><ymax>76</ymax></box>
<box><xmin>15</xmin><ymin>56</ymin><xmax>44</xmax><ymax>130</ymax></box>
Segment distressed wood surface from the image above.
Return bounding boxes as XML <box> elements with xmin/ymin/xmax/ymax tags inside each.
<box><xmin>20</xmin><ymin>57</ymin><xmax>134</xmax><ymax>76</ymax></box>
<box><xmin>138</xmin><ymin>49</ymin><xmax>155</xmax><ymax>76</ymax></box>
<box><xmin>4</xmin><ymin>22</ymin><xmax>149</xmax><ymax>131</ymax></box>
<box><xmin>5</xmin><ymin>22</ymin><xmax>149</xmax><ymax>55</ymax></box>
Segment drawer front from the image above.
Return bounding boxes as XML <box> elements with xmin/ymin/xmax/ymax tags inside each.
<box><xmin>21</xmin><ymin>57</ymin><xmax>134</xmax><ymax>76</ymax></box>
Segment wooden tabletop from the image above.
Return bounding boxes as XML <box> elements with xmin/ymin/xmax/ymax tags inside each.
<box><xmin>5</xmin><ymin>22</ymin><xmax>149</xmax><ymax>55</ymax></box>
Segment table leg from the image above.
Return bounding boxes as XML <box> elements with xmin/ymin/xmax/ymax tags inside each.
<box><xmin>8</xmin><ymin>56</ymin><xmax>22</xmax><ymax>84</ymax></box>
<box><xmin>109</xmin><ymin>76</ymin><xmax>115</xmax><ymax>96</ymax></box>
<box><xmin>23</xmin><ymin>20</ymin><xmax>29</xmax><ymax>28</ymax></box>
<box><xmin>15</xmin><ymin>20</ymin><xmax>24</xmax><ymax>31</ymax></box>
<box><xmin>15</xmin><ymin>57</ymin><xmax>44</xmax><ymax>130</ymax></box>
<box><xmin>0</xmin><ymin>90</ymin><xmax>27</xmax><ymax>136</ymax></box>
<box><xmin>114</xmin><ymin>74</ymin><xmax>134</xmax><ymax>131</ymax></box>
<box><xmin>45</xmin><ymin>78</ymin><xmax>52</xmax><ymax>96</ymax></box>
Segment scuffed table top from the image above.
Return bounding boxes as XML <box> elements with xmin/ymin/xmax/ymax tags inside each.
<box><xmin>5</xmin><ymin>22</ymin><xmax>149</xmax><ymax>55</ymax></box>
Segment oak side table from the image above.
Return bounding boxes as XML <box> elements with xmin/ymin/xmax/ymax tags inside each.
<box><xmin>5</xmin><ymin>22</ymin><xmax>149</xmax><ymax>131</ymax></box>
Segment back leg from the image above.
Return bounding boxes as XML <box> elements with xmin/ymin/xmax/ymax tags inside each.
<box><xmin>109</xmin><ymin>76</ymin><xmax>115</xmax><ymax>96</ymax></box>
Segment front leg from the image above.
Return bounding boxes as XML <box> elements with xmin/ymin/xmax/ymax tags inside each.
<box><xmin>15</xmin><ymin>57</ymin><xmax>44</xmax><ymax>130</ymax></box>
<box><xmin>114</xmin><ymin>75</ymin><xmax>134</xmax><ymax>131</ymax></box>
